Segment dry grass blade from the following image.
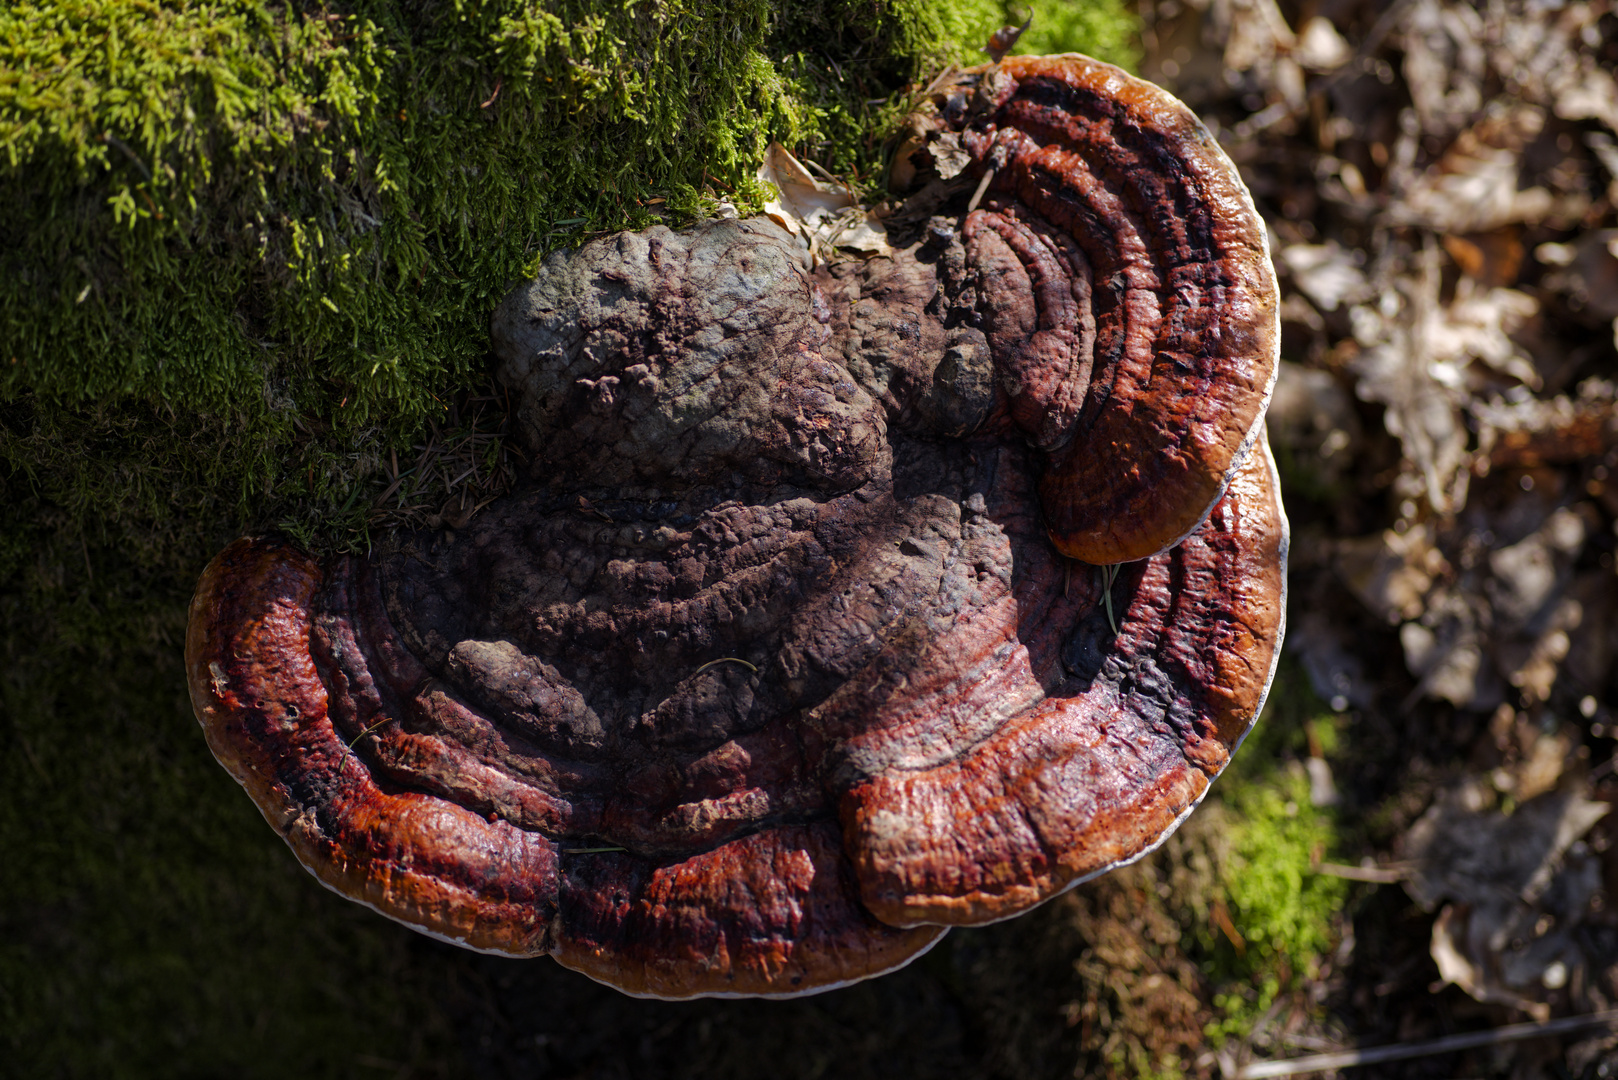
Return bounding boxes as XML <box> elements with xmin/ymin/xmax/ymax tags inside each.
<box><xmin>691</xmin><ymin>657</ymin><xmax>759</xmax><ymax>676</ymax></box>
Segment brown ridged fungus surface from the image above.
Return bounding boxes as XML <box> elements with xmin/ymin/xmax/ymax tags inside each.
<box><xmin>937</xmin><ymin>54</ymin><xmax>1280</xmax><ymax>565</ymax></box>
<box><xmin>186</xmin><ymin>54</ymin><xmax>1284</xmax><ymax>999</ymax></box>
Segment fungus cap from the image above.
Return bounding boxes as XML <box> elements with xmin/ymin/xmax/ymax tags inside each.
<box><xmin>186</xmin><ymin>54</ymin><xmax>1284</xmax><ymax>999</ymax></box>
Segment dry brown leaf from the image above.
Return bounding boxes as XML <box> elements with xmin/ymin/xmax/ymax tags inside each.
<box><xmin>758</xmin><ymin>142</ymin><xmax>891</xmax><ymax>263</ymax></box>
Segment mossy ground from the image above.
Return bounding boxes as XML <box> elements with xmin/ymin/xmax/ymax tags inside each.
<box><xmin>0</xmin><ymin>4</ymin><xmax>1359</xmax><ymax>1077</ymax></box>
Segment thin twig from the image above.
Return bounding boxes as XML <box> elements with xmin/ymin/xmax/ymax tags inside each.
<box><xmin>1312</xmin><ymin>860</ymin><xmax>1414</xmax><ymax>884</ymax></box>
<box><xmin>1236</xmin><ymin>1008</ymin><xmax>1618</xmax><ymax>1078</ymax></box>
<box><xmin>919</xmin><ymin>64</ymin><xmax>960</xmax><ymax>100</ymax></box>
<box><xmin>102</xmin><ymin>132</ymin><xmax>152</xmax><ymax>181</ymax></box>
<box><xmin>563</xmin><ymin>845</ymin><xmax>628</xmax><ymax>854</ymax></box>
<box><xmin>965</xmin><ymin>166</ymin><xmax>997</xmax><ymax>214</ymax></box>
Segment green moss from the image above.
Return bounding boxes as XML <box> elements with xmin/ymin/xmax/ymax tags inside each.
<box><xmin>1197</xmin><ymin>662</ymin><xmax>1350</xmax><ymax>1045</ymax></box>
<box><xmin>1009</xmin><ymin>0</ymin><xmax>1140</xmax><ymax>70</ymax></box>
<box><xmin>2</xmin><ymin>0</ymin><xmax>829</xmax><ymax>561</ymax></box>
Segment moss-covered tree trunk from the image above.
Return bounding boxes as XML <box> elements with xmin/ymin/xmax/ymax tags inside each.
<box><xmin>0</xmin><ymin>2</ymin><xmax>1137</xmax><ymax>1073</ymax></box>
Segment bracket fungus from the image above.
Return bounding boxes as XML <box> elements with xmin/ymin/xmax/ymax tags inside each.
<box><xmin>187</xmin><ymin>55</ymin><xmax>1284</xmax><ymax>999</ymax></box>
